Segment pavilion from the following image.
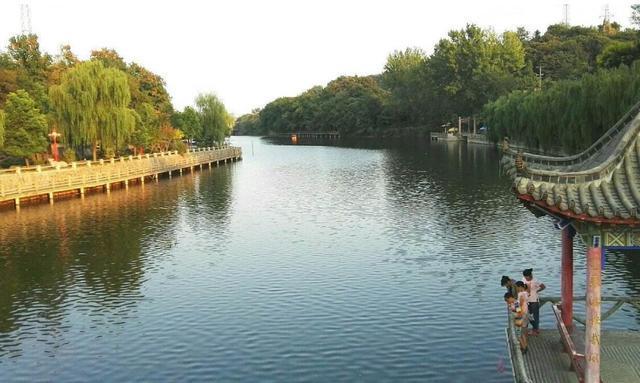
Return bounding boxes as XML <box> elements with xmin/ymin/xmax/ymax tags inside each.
<box><xmin>501</xmin><ymin>101</ymin><xmax>640</xmax><ymax>383</ymax></box>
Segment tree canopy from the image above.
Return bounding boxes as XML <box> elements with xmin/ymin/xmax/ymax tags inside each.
<box><xmin>171</xmin><ymin>106</ymin><xmax>202</xmax><ymax>143</ymax></box>
<box><xmin>0</xmin><ymin>34</ymin><xmax>232</xmax><ymax>166</ymax></box>
<box><xmin>2</xmin><ymin>89</ymin><xmax>47</xmax><ymax>164</ymax></box>
<box><xmin>49</xmin><ymin>60</ymin><xmax>137</xmax><ymax>160</ymax></box>
<box><xmin>483</xmin><ymin>61</ymin><xmax>640</xmax><ymax>153</ymax></box>
<box><xmin>236</xmin><ymin>9</ymin><xmax>640</xmax><ymax>153</ymax></box>
<box><xmin>381</xmin><ymin>48</ymin><xmax>429</xmax><ymax>127</ymax></box>
<box><xmin>429</xmin><ymin>26</ymin><xmax>528</xmax><ymax>118</ymax></box>
<box><xmin>195</xmin><ymin>93</ymin><xmax>232</xmax><ymax>146</ymax></box>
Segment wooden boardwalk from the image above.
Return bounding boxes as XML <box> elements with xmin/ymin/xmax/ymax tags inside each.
<box><xmin>0</xmin><ymin>146</ymin><xmax>242</xmax><ymax>208</ymax></box>
<box><xmin>293</xmin><ymin>131</ymin><xmax>339</xmax><ymax>139</ymax></box>
<box><xmin>269</xmin><ymin>131</ymin><xmax>340</xmax><ymax>139</ymax></box>
<box><xmin>512</xmin><ymin>329</ymin><xmax>640</xmax><ymax>382</ymax></box>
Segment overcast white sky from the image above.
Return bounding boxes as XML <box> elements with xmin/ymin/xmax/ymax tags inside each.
<box><xmin>0</xmin><ymin>1</ymin><xmax>636</xmax><ymax>115</ymax></box>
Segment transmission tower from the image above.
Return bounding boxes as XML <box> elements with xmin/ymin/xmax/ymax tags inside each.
<box><xmin>20</xmin><ymin>3</ymin><xmax>32</xmax><ymax>35</ymax></box>
<box><xmin>600</xmin><ymin>4</ymin><xmax>616</xmax><ymax>34</ymax></box>
<box><xmin>602</xmin><ymin>4</ymin><xmax>612</xmax><ymax>24</ymax></box>
<box><xmin>563</xmin><ymin>3</ymin><xmax>570</xmax><ymax>26</ymax></box>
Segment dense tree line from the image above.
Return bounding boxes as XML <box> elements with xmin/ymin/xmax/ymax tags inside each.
<box><xmin>235</xmin><ymin>76</ymin><xmax>386</xmax><ymax>136</ymax></box>
<box><xmin>236</xmin><ymin>10</ymin><xmax>640</xmax><ymax>152</ymax></box>
<box><xmin>484</xmin><ymin>60</ymin><xmax>640</xmax><ymax>153</ymax></box>
<box><xmin>0</xmin><ymin>35</ymin><xmax>232</xmax><ymax>166</ymax></box>
<box><xmin>483</xmin><ymin>7</ymin><xmax>640</xmax><ymax>153</ymax></box>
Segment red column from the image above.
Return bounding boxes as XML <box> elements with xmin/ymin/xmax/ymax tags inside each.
<box><xmin>52</xmin><ymin>140</ymin><xmax>59</xmax><ymax>161</ymax></box>
<box><xmin>585</xmin><ymin>246</ymin><xmax>602</xmax><ymax>383</ymax></box>
<box><xmin>561</xmin><ymin>227</ymin><xmax>574</xmax><ymax>329</ymax></box>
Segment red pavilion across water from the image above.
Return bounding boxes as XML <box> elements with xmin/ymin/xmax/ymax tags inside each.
<box><xmin>501</xmin><ymin>101</ymin><xmax>640</xmax><ymax>383</ymax></box>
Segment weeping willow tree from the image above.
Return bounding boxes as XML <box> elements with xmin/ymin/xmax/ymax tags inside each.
<box><xmin>49</xmin><ymin>60</ymin><xmax>136</xmax><ymax>160</ymax></box>
<box><xmin>484</xmin><ymin>60</ymin><xmax>640</xmax><ymax>153</ymax></box>
<box><xmin>195</xmin><ymin>93</ymin><xmax>232</xmax><ymax>146</ymax></box>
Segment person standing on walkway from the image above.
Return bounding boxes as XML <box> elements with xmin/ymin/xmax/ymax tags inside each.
<box><xmin>523</xmin><ymin>268</ymin><xmax>545</xmax><ymax>336</ymax></box>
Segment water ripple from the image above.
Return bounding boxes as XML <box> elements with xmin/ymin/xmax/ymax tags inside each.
<box><xmin>0</xmin><ymin>137</ymin><xmax>638</xmax><ymax>382</ymax></box>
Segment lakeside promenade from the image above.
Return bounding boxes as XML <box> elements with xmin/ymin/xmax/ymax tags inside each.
<box><xmin>0</xmin><ymin>146</ymin><xmax>242</xmax><ymax>208</ymax></box>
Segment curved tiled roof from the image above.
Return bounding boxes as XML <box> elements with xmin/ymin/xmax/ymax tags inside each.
<box><xmin>502</xmin><ymin>100</ymin><xmax>640</xmax><ymax>223</ymax></box>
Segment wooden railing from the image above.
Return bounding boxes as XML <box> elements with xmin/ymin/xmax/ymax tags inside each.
<box><xmin>541</xmin><ymin>296</ymin><xmax>640</xmax><ymax>325</ymax></box>
<box><xmin>0</xmin><ymin>146</ymin><xmax>242</xmax><ymax>205</ymax></box>
<box><xmin>507</xmin><ymin>297</ymin><xmax>639</xmax><ymax>383</ymax></box>
<box><xmin>551</xmin><ymin>304</ymin><xmax>587</xmax><ymax>383</ymax></box>
<box><xmin>541</xmin><ymin>297</ymin><xmax>640</xmax><ymax>383</ymax></box>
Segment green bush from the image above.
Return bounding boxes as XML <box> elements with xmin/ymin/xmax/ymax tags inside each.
<box><xmin>62</xmin><ymin>148</ymin><xmax>76</xmax><ymax>162</ymax></box>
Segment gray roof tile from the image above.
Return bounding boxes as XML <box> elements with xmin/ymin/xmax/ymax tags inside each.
<box><xmin>502</xmin><ymin>104</ymin><xmax>640</xmax><ymax>222</ymax></box>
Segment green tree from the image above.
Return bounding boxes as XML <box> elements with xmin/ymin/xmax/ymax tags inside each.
<box><xmin>49</xmin><ymin>60</ymin><xmax>136</xmax><ymax>160</ymax></box>
<box><xmin>382</xmin><ymin>48</ymin><xmax>430</xmax><ymax>127</ymax></box>
<box><xmin>598</xmin><ymin>41</ymin><xmax>640</xmax><ymax>68</ymax></box>
<box><xmin>8</xmin><ymin>34</ymin><xmax>49</xmax><ymax>80</ymax></box>
<box><xmin>47</xmin><ymin>45</ymin><xmax>79</xmax><ymax>86</ymax></box>
<box><xmin>321</xmin><ymin>76</ymin><xmax>386</xmax><ymax>135</ymax></box>
<box><xmin>524</xmin><ymin>24</ymin><xmax>636</xmax><ymax>82</ymax></box>
<box><xmin>7</xmin><ymin>34</ymin><xmax>51</xmax><ymax>112</ymax></box>
<box><xmin>90</xmin><ymin>49</ymin><xmax>175</xmax><ymax>149</ymax></box>
<box><xmin>130</xmin><ymin>102</ymin><xmax>159</xmax><ymax>154</ymax></box>
<box><xmin>428</xmin><ymin>25</ymin><xmax>528</xmax><ymax>120</ymax></box>
<box><xmin>90</xmin><ymin>48</ymin><xmax>127</xmax><ymax>71</ymax></box>
<box><xmin>484</xmin><ymin>61</ymin><xmax>640</xmax><ymax>153</ymax></box>
<box><xmin>127</xmin><ymin>63</ymin><xmax>174</xmax><ymax>120</ymax></box>
<box><xmin>0</xmin><ymin>53</ymin><xmax>19</xmax><ymax>106</ymax></box>
<box><xmin>172</xmin><ymin>106</ymin><xmax>202</xmax><ymax>144</ymax></box>
<box><xmin>1</xmin><ymin>90</ymin><xmax>47</xmax><ymax>165</ymax></box>
<box><xmin>195</xmin><ymin>93</ymin><xmax>232</xmax><ymax>145</ymax></box>
<box><xmin>257</xmin><ymin>76</ymin><xmax>387</xmax><ymax>136</ymax></box>
<box><xmin>233</xmin><ymin>110</ymin><xmax>261</xmax><ymax>135</ymax></box>
<box><xmin>258</xmin><ymin>96</ymin><xmax>297</xmax><ymax>134</ymax></box>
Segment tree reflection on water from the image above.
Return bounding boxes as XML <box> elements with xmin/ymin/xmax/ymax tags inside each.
<box><xmin>0</xmin><ymin>167</ymin><xmax>233</xmax><ymax>356</ymax></box>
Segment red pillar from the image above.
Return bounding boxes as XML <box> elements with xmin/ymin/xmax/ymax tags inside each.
<box><xmin>585</xmin><ymin>246</ymin><xmax>602</xmax><ymax>383</ymax></box>
<box><xmin>52</xmin><ymin>141</ymin><xmax>59</xmax><ymax>161</ymax></box>
<box><xmin>561</xmin><ymin>227</ymin><xmax>574</xmax><ymax>329</ymax></box>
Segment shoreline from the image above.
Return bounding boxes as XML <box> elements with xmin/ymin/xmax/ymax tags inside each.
<box><xmin>0</xmin><ymin>146</ymin><xmax>242</xmax><ymax>210</ymax></box>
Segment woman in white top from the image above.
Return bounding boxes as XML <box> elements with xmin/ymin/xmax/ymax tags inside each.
<box><xmin>523</xmin><ymin>268</ymin><xmax>546</xmax><ymax>335</ymax></box>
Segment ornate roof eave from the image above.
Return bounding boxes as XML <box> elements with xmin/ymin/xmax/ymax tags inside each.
<box><xmin>516</xmin><ymin>193</ymin><xmax>640</xmax><ymax>227</ymax></box>
<box><xmin>502</xmin><ymin>101</ymin><xmax>640</xmax><ymax>224</ymax></box>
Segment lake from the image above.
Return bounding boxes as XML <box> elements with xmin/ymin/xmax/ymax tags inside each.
<box><xmin>1</xmin><ymin>136</ymin><xmax>639</xmax><ymax>382</ymax></box>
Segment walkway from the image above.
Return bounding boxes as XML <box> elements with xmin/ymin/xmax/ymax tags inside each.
<box><xmin>0</xmin><ymin>146</ymin><xmax>242</xmax><ymax>208</ymax></box>
<box><xmin>520</xmin><ymin>329</ymin><xmax>640</xmax><ymax>382</ymax></box>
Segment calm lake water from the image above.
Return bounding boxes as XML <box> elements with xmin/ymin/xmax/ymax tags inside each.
<box><xmin>1</xmin><ymin>136</ymin><xmax>639</xmax><ymax>382</ymax></box>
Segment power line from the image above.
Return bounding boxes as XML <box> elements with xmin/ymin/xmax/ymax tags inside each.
<box><xmin>563</xmin><ymin>3</ymin><xmax>570</xmax><ymax>26</ymax></box>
